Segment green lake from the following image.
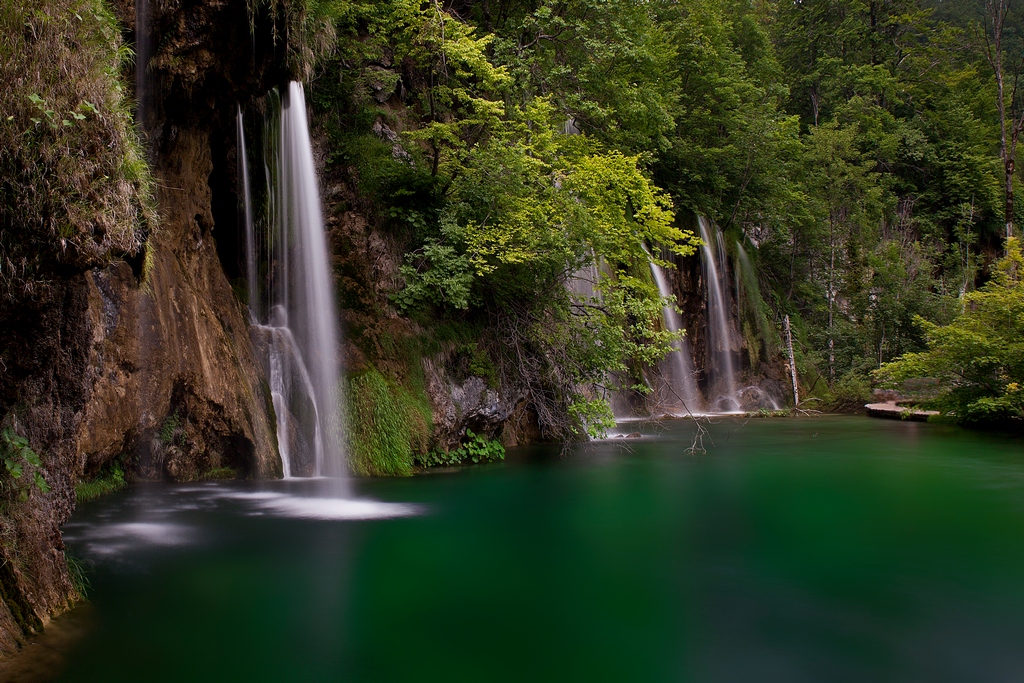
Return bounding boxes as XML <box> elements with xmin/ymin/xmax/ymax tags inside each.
<box><xmin>21</xmin><ymin>417</ymin><xmax>1024</xmax><ymax>681</ymax></box>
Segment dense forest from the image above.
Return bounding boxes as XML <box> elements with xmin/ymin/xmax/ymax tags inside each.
<box><xmin>289</xmin><ymin>0</ymin><xmax>1023</xmax><ymax>434</ymax></box>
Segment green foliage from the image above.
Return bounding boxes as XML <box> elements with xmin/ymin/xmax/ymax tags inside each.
<box><xmin>822</xmin><ymin>371</ymin><xmax>874</xmax><ymax>412</ymax></box>
<box><xmin>306</xmin><ymin>0</ymin><xmax>1017</xmax><ymax>438</ymax></box>
<box><xmin>65</xmin><ymin>551</ymin><xmax>90</xmax><ymax>599</ymax></box>
<box><xmin>1</xmin><ymin>427</ymin><xmax>50</xmax><ymax>500</ymax></box>
<box><xmin>202</xmin><ymin>467</ymin><xmax>239</xmax><ymax>481</ymax></box>
<box><xmin>159</xmin><ymin>411</ymin><xmax>181</xmax><ymax>446</ymax></box>
<box><xmin>395</xmin><ymin>241</ymin><xmax>474</xmax><ymax>311</ymax></box>
<box><xmin>75</xmin><ymin>462</ymin><xmax>125</xmax><ymax>503</ymax></box>
<box><xmin>0</xmin><ymin>0</ymin><xmax>155</xmax><ymax>306</ymax></box>
<box><xmin>346</xmin><ymin>366</ymin><xmax>432</xmax><ymax>477</ymax></box>
<box><xmin>416</xmin><ymin>429</ymin><xmax>505</xmax><ymax>468</ymax></box>
<box><xmin>876</xmin><ymin>238</ymin><xmax>1024</xmax><ymax>425</ymax></box>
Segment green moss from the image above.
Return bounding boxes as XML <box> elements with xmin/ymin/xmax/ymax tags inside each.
<box><xmin>346</xmin><ymin>365</ymin><xmax>433</xmax><ymax>477</ymax></box>
<box><xmin>202</xmin><ymin>467</ymin><xmax>240</xmax><ymax>481</ymax></box>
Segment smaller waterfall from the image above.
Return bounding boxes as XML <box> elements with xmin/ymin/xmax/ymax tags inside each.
<box><xmin>237</xmin><ymin>106</ymin><xmax>258</xmax><ymax>315</ymax></box>
<box><xmin>566</xmin><ymin>261</ymin><xmax>600</xmax><ymax>300</ymax></box>
<box><xmin>253</xmin><ymin>310</ymin><xmax>324</xmax><ymax>479</ymax></box>
<box><xmin>134</xmin><ymin>0</ymin><xmax>152</xmax><ymax>131</ymax></box>
<box><xmin>649</xmin><ymin>262</ymin><xmax>702</xmax><ymax>414</ymax></box>
<box><xmin>697</xmin><ymin>217</ymin><xmax>740</xmax><ymax>412</ymax></box>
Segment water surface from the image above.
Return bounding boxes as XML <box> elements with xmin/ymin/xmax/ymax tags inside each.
<box><xmin>27</xmin><ymin>417</ymin><xmax>1024</xmax><ymax>681</ymax></box>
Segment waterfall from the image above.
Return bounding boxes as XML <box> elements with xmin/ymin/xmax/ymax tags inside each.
<box><xmin>237</xmin><ymin>106</ymin><xmax>258</xmax><ymax>316</ymax></box>
<box><xmin>566</xmin><ymin>261</ymin><xmax>600</xmax><ymax>300</ymax></box>
<box><xmin>280</xmin><ymin>82</ymin><xmax>346</xmax><ymax>478</ymax></box>
<box><xmin>240</xmin><ymin>83</ymin><xmax>347</xmax><ymax>482</ymax></box>
<box><xmin>649</xmin><ymin>262</ymin><xmax>702</xmax><ymax>414</ymax></box>
<box><xmin>134</xmin><ymin>0</ymin><xmax>151</xmax><ymax>132</ymax></box>
<box><xmin>697</xmin><ymin>217</ymin><xmax>740</xmax><ymax>412</ymax></box>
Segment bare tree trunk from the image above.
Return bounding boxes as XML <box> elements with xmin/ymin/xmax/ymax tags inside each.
<box><xmin>1006</xmin><ymin>158</ymin><xmax>1015</xmax><ymax>239</ymax></box>
<box><xmin>983</xmin><ymin>0</ymin><xmax>1016</xmax><ymax>241</ymax></box>
<box><xmin>784</xmin><ymin>315</ymin><xmax>799</xmax><ymax>407</ymax></box>
<box><xmin>828</xmin><ymin>214</ymin><xmax>836</xmax><ymax>382</ymax></box>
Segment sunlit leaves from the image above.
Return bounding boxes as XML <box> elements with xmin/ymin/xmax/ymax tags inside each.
<box><xmin>876</xmin><ymin>238</ymin><xmax>1024</xmax><ymax>424</ymax></box>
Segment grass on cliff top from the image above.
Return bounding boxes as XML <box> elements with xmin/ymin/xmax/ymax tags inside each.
<box><xmin>0</xmin><ymin>0</ymin><xmax>155</xmax><ymax>304</ymax></box>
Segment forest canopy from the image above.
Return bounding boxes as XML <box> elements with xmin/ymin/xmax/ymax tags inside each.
<box><xmin>298</xmin><ymin>0</ymin><xmax>1022</xmax><ymax>430</ymax></box>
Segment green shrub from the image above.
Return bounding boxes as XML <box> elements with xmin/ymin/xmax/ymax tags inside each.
<box><xmin>75</xmin><ymin>462</ymin><xmax>125</xmax><ymax>503</ymax></box>
<box><xmin>876</xmin><ymin>238</ymin><xmax>1024</xmax><ymax>426</ymax></box>
<box><xmin>415</xmin><ymin>429</ymin><xmax>505</xmax><ymax>468</ymax></box>
<box><xmin>822</xmin><ymin>372</ymin><xmax>873</xmax><ymax>412</ymax></box>
<box><xmin>1</xmin><ymin>427</ymin><xmax>50</xmax><ymax>501</ymax></box>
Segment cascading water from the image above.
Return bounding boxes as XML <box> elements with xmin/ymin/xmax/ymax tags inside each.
<box><xmin>697</xmin><ymin>217</ymin><xmax>740</xmax><ymax>412</ymax></box>
<box><xmin>649</xmin><ymin>262</ymin><xmax>702</xmax><ymax>413</ymax></box>
<box><xmin>134</xmin><ymin>0</ymin><xmax>151</xmax><ymax>133</ymax></box>
<box><xmin>238</xmin><ymin>106</ymin><xmax>258</xmax><ymax>316</ymax></box>
<box><xmin>239</xmin><ymin>83</ymin><xmax>347</xmax><ymax>482</ymax></box>
<box><xmin>566</xmin><ymin>261</ymin><xmax>600</xmax><ymax>300</ymax></box>
<box><xmin>279</xmin><ymin>82</ymin><xmax>346</xmax><ymax>478</ymax></box>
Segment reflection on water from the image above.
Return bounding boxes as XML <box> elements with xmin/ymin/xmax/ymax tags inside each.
<box><xmin>19</xmin><ymin>417</ymin><xmax>1024</xmax><ymax>681</ymax></box>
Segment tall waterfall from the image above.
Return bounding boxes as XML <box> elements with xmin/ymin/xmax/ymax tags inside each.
<box><xmin>697</xmin><ymin>217</ymin><xmax>740</xmax><ymax>412</ymax></box>
<box><xmin>239</xmin><ymin>83</ymin><xmax>347</xmax><ymax>481</ymax></box>
<box><xmin>649</xmin><ymin>262</ymin><xmax>702</xmax><ymax>413</ymax></box>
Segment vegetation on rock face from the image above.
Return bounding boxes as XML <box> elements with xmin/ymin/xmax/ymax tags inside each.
<box><xmin>415</xmin><ymin>429</ymin><xmax>505</xmax><ymax>468</ymax></box>
<box><xmin>0</xmin><ymin>427</ymin><xmax>51</xmax><ymax>502</ymax></box>
<box><xmin>346</xmin><ymin>365</ymin><xmax>432</xmax><ymax>476</ymax></box>
<box><xmin>0</xmin><ymin>0</ymin><xmax>155</xmax><ymax>306</ymax></box>
<box><xmin>75</xmin><ymin>462</ymin><xmax>126</xmax><ymax>503</ymax></box>
<box><xmin>0</xmin><ymin>0</ymin><xmax>156</xmax><ymax>651</ymax></box>
<box><xmin>877</xmin><ymin>238</ymin><xmax>1024</xmax><ymax>426</ymax></box>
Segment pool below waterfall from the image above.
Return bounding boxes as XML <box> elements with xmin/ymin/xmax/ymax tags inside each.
<box><xmin>18</xmin><ymin>417</ymin><xmax>1024</xmax><ymax>682</ymax></box>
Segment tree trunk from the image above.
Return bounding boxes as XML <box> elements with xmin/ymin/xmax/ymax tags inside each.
<box><xmin>1006</xmin><ymin>157</ymin><xmax>1015</xmax><ymax>239</ymax></box>
<box><xmin>784</xmin><ymin>315</ymin><xmax>799</xmax><ymax>407</ymax></box>
<box><xmin>828</xmin><ymin>216</ymin><xmax>835</xmax><ymax>382</ymax></box>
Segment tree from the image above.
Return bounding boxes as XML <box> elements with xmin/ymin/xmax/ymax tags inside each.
<box><xmin>979</xmin><ymin>0</ymin><xmax>1024</xmax><ymax>240</ymax></box>
<box><xmin>876</xmin><ymin>237</ymin><xmax>1024</xmax><ymax>425</ymax></box>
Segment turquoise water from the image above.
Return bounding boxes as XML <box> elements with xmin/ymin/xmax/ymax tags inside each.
<box><xmin>34</xmin><ymin>417</ymin><xmax>1024</xmax><ymax>680</ymax></box>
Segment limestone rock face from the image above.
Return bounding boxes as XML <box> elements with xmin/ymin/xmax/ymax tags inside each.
<box><xmin>422</xmin><ymin>360</ymin><xmax>520</xmax><ymax>452</ymax></box>
<box><xmin>125</xmin><ymin>126</ymin><xmax>281</xmax><ymax>481</ymax></box>
<box><xmin>0</xmin><ymin>0</ymin><xmax>286</xmax><ymax>658</ymax></box>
